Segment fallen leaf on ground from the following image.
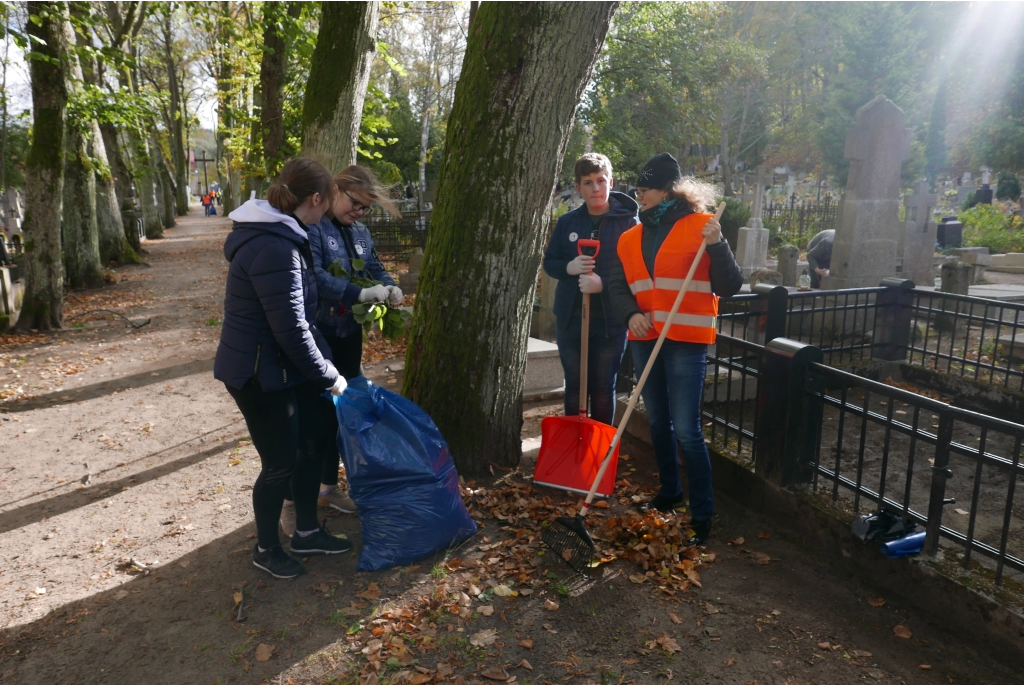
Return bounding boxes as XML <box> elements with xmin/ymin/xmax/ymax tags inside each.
<box><xmin>628</xmin><ymin>574</ymin><xmax>647</xmax><ymax>584</ymax></box>
<box><xmin>356</xmin><ymin>582</ymin><xmax>381</xmax><ymax>600</ymax></box>
<box><xmin>756</xmin><ymin>532</ymin><xmax>771</xmax><ymax>539</ymax></box>
<box><xmin>518</xmin><ymin>658</ymin><xmax>533</xmax><ymax>670</ymax></box>
<box><xmin>818</xmin><ymin>642</ymin><xmax>833</xmax><ymax>651</ymax></box>
<box><xmin>544</xmin><ymin>599</ymin><xmax>560</xmax><ymax>611</ymax></box>
<box><xmin>919</xmin><ymin>664</ymin><xmax>932</xmax><ymax>670</ymax></box>
<box><xmin>233</xmin><ymin>591</ymin><xmax>242</xmax><ymax>606</ymax></box>
<box><xmin>851</xmin><ymin>650</ymin><xmax>872</xmax><ymax>658</ymax></box>
<box><xmin>724</xmin><ymin>658</ymin><xmax>736</xmax><ymax>666</ymax></box>
<box><xmin>470</xmin><ymin>629</ymin><xmax>498</xmax><ymax>647</ymax></box>
<box><xmin>669</xmin><ymin>612</ymin><xmax>683</xmax><ymax>625</ymax></box>
<box><xmin>703</xmin><ymin>603</ymin><xmax>720</xmax><ymax>614</ymax></box>
<box><xmin>893</xmin><ymin>624</ymin><xmax>912</xmax><ymax>639</ymax></box>
<box><xmin>480</xmin><ymin>666</ymin><xmax>510</xmax><ymax>681</ymax></box>
<box><xmin>868</xmin><ymin>597</ymin><xmax>885</xmax><ymax>607</ymax></box>
<box><xmin>656</xmin><ymin>635</ymin><xmax>681</xmax><ymax>653</ymax></box>
<box><xmin>954</xmin><ymin>508</ymin><xmax>969</xmax><ymax>516</ymax></box>
<box><xmin>493</xmin><ymin>584</ymin><xmax>514</xmax><ymax>597</ymax></box>
<box><xmin>477</xmin><ymin>605</ymin><xmax>494</xmax><ymax>616</ymax></box>
<box><xmin>518</xmin><ymin>638</ymin><xmax>534</xmax><ymax>649</ymax></box>
<box><xmin>254</xmin><ymin>644</ymin><xmax>274</xmax><ymax>662</ymax></box>
<box><xmin>728</xmin><ymin>537</ymin><xmax>745</xmax><ymax>546</ymax></box>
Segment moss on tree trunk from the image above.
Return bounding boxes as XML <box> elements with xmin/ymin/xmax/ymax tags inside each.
<box><xmin>402</xmin><ymin>1</ymin><xmax>617</xmax><ymax>475</ymax></box>
<box><xmin>300</xmin><ymin>1</ymin><xmax>379</xmax><ymax>171</ymax></box>
<box><xmin>63</xmin><ymin>119</ymin><xmax>104</xmax><ymax>289</ymax></box>
<box><xmin>17</xmin><ymin>1</ymin><xmax>71</xmax><ymax>331</ymax></box>
<box><xmin>261</xmin><ymin>2</ymin><xmax>300</xmax><ymax>179</ymax></box>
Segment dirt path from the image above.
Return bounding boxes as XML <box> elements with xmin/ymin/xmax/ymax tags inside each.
<box><xmin>0</xmin><ymin>207</ymin><xmax>1018</xmax><ymax>684</ymax></box>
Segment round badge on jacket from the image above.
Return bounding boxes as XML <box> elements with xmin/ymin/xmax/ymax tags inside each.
<box><xmin>568</xmin><ymin>232</ymin><xmax>578</xmax><ymax>242</ymax></box>
<box><xmin>327</xmin><ymin>236</ymin><xmax>339</xmax><ymax>251</ymax></box>
<box><xmin>355</xmin><ymin>244</ymin><xmax>364</xmax><ymax>255</ymax></box>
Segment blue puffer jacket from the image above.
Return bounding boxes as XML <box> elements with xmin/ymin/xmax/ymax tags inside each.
<box><xmin>214</xmin><ymin>200</ymin><xmax>339</xmax><ymax>392</ymax></box>
<box><xmin>542</xmin><ymin>191</ymin><xmax>640</xmax><ymax>336</ymax></box>
<box><xmin>308</xmin><ymin>217</ymin><xmax>396</xmax><ymax>339</ymax></box>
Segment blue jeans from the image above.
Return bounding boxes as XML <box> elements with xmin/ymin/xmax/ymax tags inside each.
<box><xmin>556</xmin><ymin>316</ymin><xmax>627</xmax><ymax>425</ymax></box>
<box><xmin>630</xmin><ymin>339</ymin><xmax>714</xmax><ymax>521</ymax></box>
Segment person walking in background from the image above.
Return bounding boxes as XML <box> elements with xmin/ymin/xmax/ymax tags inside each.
<box><xmin>215</xmin><ymin>157</ymin><xmax>352</xmax><ymax>579</ymax></box>
<box><xmin>805</xmin><ymin>228</ymin><xmax>834</xmax><ymax>289</ymax></box>
<box><xmin>607</xmin><ymin>152</ymin><xmax>743</xmax><ymax>546</ymax></box>
<box><xmin>304</xmin><ymin>165</ymin><xmax>403</xmax><ymax>519</ymax></box>
<box><xmin>542</xmin><ymin>153</ymin><xmax>639</xmax><ymax>425</ymax></box>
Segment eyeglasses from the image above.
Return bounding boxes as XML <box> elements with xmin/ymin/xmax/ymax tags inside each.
<box><xmin>344</xmin><ymin>190</ymin><xmax>371</xmax><ymax>213</ymax></box>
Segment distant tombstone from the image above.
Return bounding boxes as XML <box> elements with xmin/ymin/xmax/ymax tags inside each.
<box><xmin>976</xmin><ymin>167</ymin><xmax>994</xmax><ymax>205</ymax></box>
<box><xmin>399</xmin><ymin>247</ymin><xmax>424</xmax><ymax>295</ymax></box>
<box><xmin>748</xmin><ymin>269</ymin><xmax>783</xmax><ymax>287</ymax></box>
<box><xmin>777</xmin><ymin>245</ymin><xmax>800</xmax><ymax>287</ymax></box>
<box><xmin>956</xmin><ymin>171</ymin><xmax>975</xmax><ymax>206</ymax></box>
<box><xmin>937</xmin><ymin>216</ymin><xmax>963</xmax><ymax>247</ymax></box>
<box><xmin>898</xmin><ymin>181</ymin><xmax>938</xmax><ymax>287</ymax></box>
<box><xmin>786</xmin><ymin>175</ymin><xmax>797</xmax><ymax>199</ymax></box>
<box><xmin>4</xmin><ymin>188</ymin><xmax>21</xmax><ymax>234</ymax></box>
<box><xmin>940</xmin><ymin>261</ymin><xmax>971</xmax><ymax>295</ymax></box>
<box><xmin>824</xmin><ymin>96</ymin><xmax>912</xmax><ymax>289</ymax></box>
<box><xmin>736</xmin><ymin>165</ymin><xmax>770</xmax><ymax>279</ymax></box>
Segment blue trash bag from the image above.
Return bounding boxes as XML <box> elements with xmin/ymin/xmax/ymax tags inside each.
<box><xmin>333</xmin><ymin>377</ymin><xmax>477</xmax><ymax>572</ymax></box>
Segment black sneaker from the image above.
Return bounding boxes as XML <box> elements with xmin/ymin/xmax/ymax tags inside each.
<box><xmin>290</xmin><ymin>520</ymin><xmax>354</xmax><ymax>556</ymax></box>
<box><xmin>639</xmin><ymin>493</ymin><xmax>687</xmax><ymax>514</ymax></box>
<box><xmin>253</xmin><ymin>544</ymin><xmax>305</xmax><ymax>579</ymax></box>
<box><xmin>687</xmin><ymin>519</ymin><xmax>712</xmax><ymax>547</ymax></box>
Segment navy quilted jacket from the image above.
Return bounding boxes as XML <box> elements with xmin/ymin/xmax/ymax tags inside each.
<box><xmin>308</xmin><ymin>217</ymin><xmax>396</xmax><ymax>339</ymax></box>
<box><xmin>214</xmin><ymin>202</ymin><xmax>339</xmax><ymax>392</ymax></box>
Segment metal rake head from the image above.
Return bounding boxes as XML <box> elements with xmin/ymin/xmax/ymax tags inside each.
<box><xmin>542</xmin><ymin>515</ymin><xmax>596</xmax><ymax>577</ymax></box>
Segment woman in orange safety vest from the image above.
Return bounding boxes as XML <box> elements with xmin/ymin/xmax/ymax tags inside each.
<box><xmin>607</xmin><ymin>152</ymin><xmax>743</xmax><ymax>546</ymax></box>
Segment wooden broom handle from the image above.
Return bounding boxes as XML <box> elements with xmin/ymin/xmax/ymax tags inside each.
<box><xmin>577</xmin><ymin>203</ymin><xmax>726</xmax><ymax>516</ymax></box>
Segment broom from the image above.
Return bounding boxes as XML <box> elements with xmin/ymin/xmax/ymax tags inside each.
<box><xmin>542</xmin><ymin>203</ymin><xmax>726</xmax><ymax>575</ymax></box>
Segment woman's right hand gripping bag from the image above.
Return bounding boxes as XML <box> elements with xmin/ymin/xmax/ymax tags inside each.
<box><xmin>334</xmin><ymin>377</ymin><xmax>478</xmax><ymax>571</ymax></box>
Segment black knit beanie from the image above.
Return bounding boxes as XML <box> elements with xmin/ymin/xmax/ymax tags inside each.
<box><xmin>636</xmin><ymin>152</ymin><xmax>682</xmax><ymax>190</ymax></box>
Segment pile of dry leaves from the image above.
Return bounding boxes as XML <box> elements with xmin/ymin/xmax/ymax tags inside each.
<box><xmin>334</xmin><ymin>476</ymin><xmax>719</xmax><ymax>684</ymax></box>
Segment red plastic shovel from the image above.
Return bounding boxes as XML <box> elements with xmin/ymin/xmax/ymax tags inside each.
<box><xmin>533</xmin><ymin>238</ymin><xmax>619</xmax><ymax>498</ymax></box>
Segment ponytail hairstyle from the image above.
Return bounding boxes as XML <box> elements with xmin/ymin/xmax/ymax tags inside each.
<box><xmin>266</xmin><ymin>157</ymin><xmax>335</xmax><ymax>215</ymax></box>
<box><xmin>333</xmin><ymin>165</ymin><xmax>401</xmax><ymax>219</ymax></box>
<box><xmin>669</xmin><ymin>176</ymin><xmax>719</xmax><ymax>213</ymax></box>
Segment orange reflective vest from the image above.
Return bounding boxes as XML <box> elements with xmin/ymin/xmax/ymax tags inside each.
<box><xmin>617</xmin><ymin>212</ymin><xmax>718</xmax><ymax>344</ymax></box>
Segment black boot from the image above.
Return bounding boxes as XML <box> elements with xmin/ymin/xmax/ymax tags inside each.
<box><xmin>687</xmin><ymin>519</ymin><xmax>712</xmax><ymax>547</ymax></box>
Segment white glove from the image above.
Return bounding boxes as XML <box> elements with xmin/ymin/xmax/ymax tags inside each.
<box><xmin>329</xmin><ymin>375</ymin><xmax>348</xmax><ymax>396</ymax></box>
<box><xmin>579</xmin><ymin>273</ymin><xmax>603</xmax><ymax>294</ymax></box>
<box><xmin>386</xmin><ymin>285</ymin><xmax>404</xmax><ymax>306</ymax></box>
<box><xmin>566</xmin><ymin>255</ymin><xmax>595</xmax><ymax>276</ymax></box>
<box><xmin>358</xmin><ymin>284</ymin><xmax>389</xmax><ymax>303</ymax></box>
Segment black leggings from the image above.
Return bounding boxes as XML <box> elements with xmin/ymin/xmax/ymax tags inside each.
<box><xmin>226</xmin><ymin>380</ymin><xmax>326</xmax><ymax>549</ymax></box>
<box><xmin>320</xmin><ymin>331</ymin><xmax>363</xmax><ymax>485</ymax></box>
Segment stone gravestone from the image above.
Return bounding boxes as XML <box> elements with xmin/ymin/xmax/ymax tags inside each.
<box><xmin>399</xmin><ymin>247</ymin><xmax>424</xmax><ymax>294</ymax></box>
<box><xmin>898</xmin><ymin>181</ymin><xmax>938</xmax><ymax>287</ymax></box>
<box><xmin>976</xmin><ymin>166</ymin><xmax>994</xmax><ymax>205</ymax></box>
<box><xmin>777</xmin><ymin>245</ymin><xmax>800</xmax><ymax>287</ymax></box>
<box><xmin>824</xmin><ymin>96</ymin><xmax>912</xmax><ymax>289</ymax></box>
<box><xmin>956</xmin><ymin>171</ymin><xmax>974</xmax><ymax>206</ymax></box>
<box><xmin>735</xmin><ymin>165</ymin><xmax>770</xmax><ymax>279</ymax></box>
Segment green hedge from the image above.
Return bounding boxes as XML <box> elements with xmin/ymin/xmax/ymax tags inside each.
<box><xmin>959</xmin><ymin>204</ymin><xmax>1024</xmax><ymax>254</ymax></box>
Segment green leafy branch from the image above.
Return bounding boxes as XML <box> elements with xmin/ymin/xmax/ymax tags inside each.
<box><xmin>327</xmin><ymin>258</ymin><xmax>410</xmax><ymax>340</ymax></box>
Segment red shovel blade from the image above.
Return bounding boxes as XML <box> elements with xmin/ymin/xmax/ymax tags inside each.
<box><xmin>533</xmin><ymin>415</ymin><xmax>619</xmax><ymax>497</ymax></box>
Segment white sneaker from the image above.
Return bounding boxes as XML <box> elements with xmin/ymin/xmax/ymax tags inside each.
<box><xmin>279</xmin><ymin>504</ymin><xmax>296</xmax><ymax>537</ymax></box>
<box><xmin>318</xmin><ymin>487</ymin><xmax>357</xmax><ymax>514</ymax></box>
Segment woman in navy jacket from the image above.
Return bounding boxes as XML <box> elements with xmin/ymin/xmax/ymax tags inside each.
<box><xmin>305</xmin><ymin>165</ymin><xmax>402</xmax><ymax>515</ymax></box>
<box><xmin>542</xmin><ymin>153</ymin><xmax>639</xmax><ymax>424</ymax></box>
<box><xmin>215</xmin><ymin>157</ymin><xmax>351</xmax><ymax>579</ymax></box>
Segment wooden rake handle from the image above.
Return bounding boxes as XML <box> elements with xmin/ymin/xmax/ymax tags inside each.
<box><xmin>576</xmin><ymin>202</ymin><xmax>726</xmax><ymax>516</ymax></box>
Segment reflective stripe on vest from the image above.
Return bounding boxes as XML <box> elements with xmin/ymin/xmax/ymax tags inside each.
<box><xmin>617</xmin><ymin>212</ymin><xmax>719</xmax><ymax>344</ymax></box>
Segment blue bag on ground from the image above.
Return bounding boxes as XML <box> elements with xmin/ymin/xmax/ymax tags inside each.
<box><xmin>334</xmin><ymin>377</ymin><xmax>477</xmax><ymax>571</ymax></box>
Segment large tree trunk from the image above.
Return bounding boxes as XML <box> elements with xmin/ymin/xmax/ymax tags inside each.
<box><xmin>300</xmin><ymin>1</ymin><xmax>379</xmax><ymax>171</ymax></box>
<box><xmin>242</xmin><ymin>81</ymin><xmax>264</xmax><ymax>200</ymax></box>
<box><xmin>151</xmin><ymin>130</ymin><xmax>177</xmax><ymax>228</ymax></box>
<box><xmin>261</xmin><ymin>2</ymin><xmax>300</xmax><ymax>179</ymax></box>
<box><xmin>62</xmin><ymin>119</ymin><xmax>104</xmax><ymax>289</ymax></box>
<box><xmin>216</xmin><ymin>1</ymin><xmax>236</xmax><ymax>212</ymax></box>
<box><xmin>163</xmin><ymin>11</ymin><xmax>188</xmax><ymax>215</ymax></box>
<box><xmin>129</xmin><ymin>131</ymin><xmax>164</xmax><ymax>239</ymax></box>
<box><xmin>402</xmin><ymin>1</ymin><xmax>618</xmax><ymax>475</ymax></box>
<box><xmin>62</xmin><ymin>39</ymin><xmax>103</xmax><ymax>288</ymax></box>
<box><xmin>90</xmin><ymin>121</ymin><xmax>137</xmax><ymax>265</ymax></box>
<box><xmin>17</xmin><ymin>1</ymin><xmax>72</xmax><ymax>331</ymax></box>
<box><xmin>100</xmin><ymin>123</ymin><xmax>144</xmax><ymax>256</ymax></box>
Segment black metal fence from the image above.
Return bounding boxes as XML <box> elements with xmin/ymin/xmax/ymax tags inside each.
<box><xmin>615</xmin><ymin>280</ymin><xmax>1024</xmax><ymax>584</ymax></box>
<box><xmin>763</xmin><ymin>196</ymin><xmax>840</xmax><ymax>243</ymax></box>
<box><xmin>362</xmin><ymin>208</ymin><xmax>430</xmax><ymax>259</ymax></box>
